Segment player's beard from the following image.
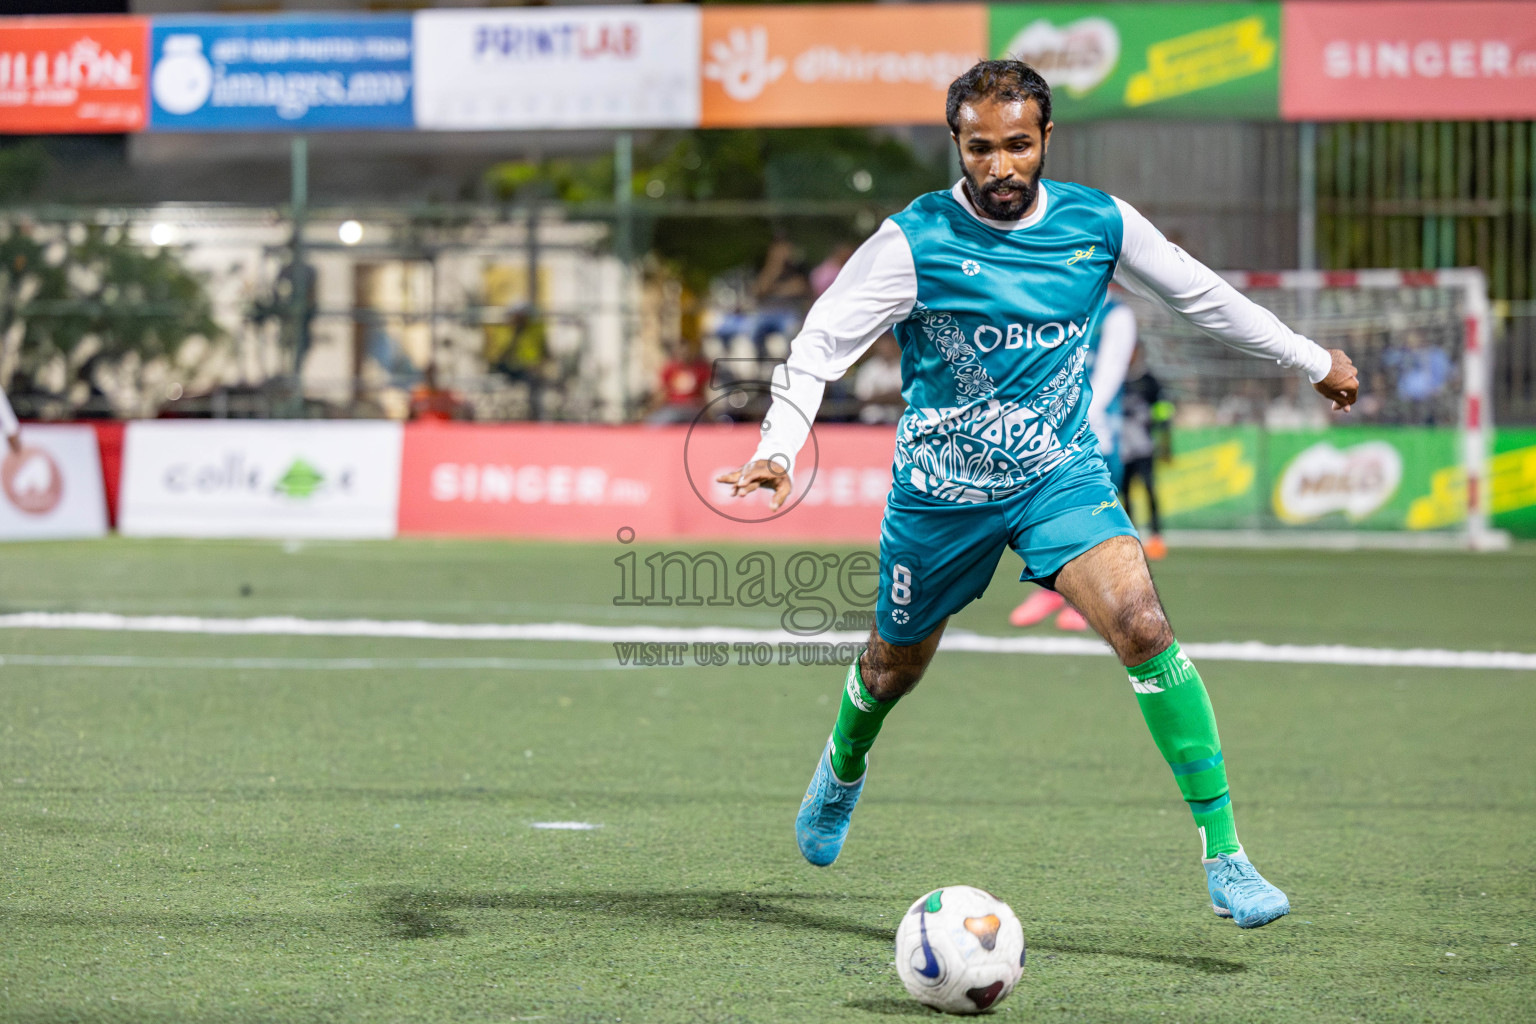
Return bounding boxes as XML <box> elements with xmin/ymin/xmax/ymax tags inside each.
<box><xmin>963</xmin><ymin>160</ymin><xmax>1045</xmax><ymax>221</ymax></box>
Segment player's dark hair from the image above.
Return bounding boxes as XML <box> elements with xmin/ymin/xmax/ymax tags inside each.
<box><xmin>946</xmin><ymin>60</ymin><xmax>1052</xmax><ymax>134</ymax></box>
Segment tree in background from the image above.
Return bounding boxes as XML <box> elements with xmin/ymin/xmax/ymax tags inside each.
<box><xmin>0</xmin><ymin>221</ymin><xmax>221</xmax><ymax>418</ymax></box>
<box><xmin>487</xmin><ymin>127</ymin><xmax>946</xmax><ymax>293</ymax></box>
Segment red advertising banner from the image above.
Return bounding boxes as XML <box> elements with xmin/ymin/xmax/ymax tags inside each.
<box><xmin>0</xmin><ymin>17</ymin><xmax>149</xmax><ymax>133</ymax></box>
<box><xmin>1281</xmin><ymin>1</ymin><xmax>1536</xmax><ymax>120</ymax></box>
<box><xmin>397</xmin><ymin>422</ymin><xmax>896</xmax><ymax>543</ymax></box>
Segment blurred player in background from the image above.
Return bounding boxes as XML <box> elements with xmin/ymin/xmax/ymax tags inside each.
<box><xmin>1008</xmin><ymin>294</ymin><xmax>1136</xmax><ymax>631</ymax></box>
<box><xmin>1</xmin><ymin>384</ymin><xmax>20</xmax><ymax>455</ymax></box>
<box><xmin>721</xmin><ymin>60</ymin><xmax>1358</xmax><ymax>929</ymax></box>
<box><xmin>1119</xmin><ymin>347</ymin><xmax>1172</xmax><ymax>557</ymax></box>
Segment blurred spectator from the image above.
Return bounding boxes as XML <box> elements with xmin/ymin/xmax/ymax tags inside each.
<box><xmin>409</xmin><ymin>363</ymin><xmax>466</xmax><ymax>422</ymax></box>
<box><xmin>1119</xmin><ymin>347</ymin><xmax>1171</xmax><ymax>556</ymax></box>
<box><xmin>810</xmin><ymin>242</ymin><xmax>856</xmax><ymax>299</ymax></box>
<box><xmin>1383</xmin><ymin>331</ymin><xmax>1451</xmax><ymax>423</ymax></box>
<box><xmin>1215</xmin><ymin>380</ymin><xmax>1265</xmax><ymax>425</ymax></box>
<box><xmin>486</xmin><ymin>303</ymin><xmax>550</xmax><ymax>419</ymax></box>
<box><xmin>854</xmin><ymin>334</ymin><xmax>904</xmax><ymax>424</ymax></box>
<box><xmin>647</xmin><ymin>339</ymin><xmax>712</xmax><ymax>425</ymax></box>
<box><xmin>753</xmin><ymin>237</ymin><xmax>811</xmax><ymax>340</ymax></box>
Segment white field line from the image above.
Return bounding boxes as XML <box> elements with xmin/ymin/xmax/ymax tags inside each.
<box><xmin>0</xmin><ymin>611</ymin><xmax>1531</xmax><ymax>672</ymax></box>
<box><xmin>0</xmin><ymin>654</ymin><xmax>630</xmax><ymax>672</ymax></box>
<box><xmin>529</xmin><ymin>822</ymin><xmax>602</xmax><ymax>831</ymax></box>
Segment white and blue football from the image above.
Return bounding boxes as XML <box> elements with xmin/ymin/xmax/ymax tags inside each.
<box><xmin>894</xmin><ymin>885</ymin><xmax>1026</xmax><ymax>1015</ymax></box>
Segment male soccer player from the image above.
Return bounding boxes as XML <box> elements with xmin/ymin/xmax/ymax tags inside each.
<box><xmin>718</xmin><ymin>61</ymin><xmax>1357</xmax><ymax>929</ymax></box>
<box><xmin>1119</xmin><ymin>347</ymin><xmax>1171</xmax><ymax>551</ymax></box>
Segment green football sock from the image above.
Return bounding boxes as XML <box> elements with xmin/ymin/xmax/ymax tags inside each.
<box><xmin>1128</xmin><ymin>641</ymin><xmax>1240</xmax><ymax>858</ymax></box>
<box><xmin>828</xmin><ymin>655</ymin><xmax>897</xmax><ymax>783</ymax></box>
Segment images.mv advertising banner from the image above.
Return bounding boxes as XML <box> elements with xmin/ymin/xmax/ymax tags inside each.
<box><xmin>700</xmin><ymin>4</ymin><xmax>986</xmax><ymax>127</ymax></box>
<box><xmin>119</xmin><ymin>421</ymin><xmax>403</xmax><ymax>539</ymax></box>
<box><xmin>148</xmin><ymin>15</ymin><xmax>413</xmax><ymax>131</ymax></box>
<box><xmin>1281</xmin><ymin>1</ymin><xmax>1536</xmax><ymax>120</ymax></box>
<box><xmin>0</xmin><ymin>17</ymin><xmax>149</xmax><ymax>133</ymax></box>
<box><xmin>990</xmin><ymin>2</ymin><xmax>1281</xmax><ymax>120</ymax></box>
<box><xmin>413</xmin><ymin>7</ymin><xmax>700</xmax><ymax>131</ymax></box>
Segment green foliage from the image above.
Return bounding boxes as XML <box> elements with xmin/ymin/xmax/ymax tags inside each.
<box><xmin>0</xmin><ymin>221</ymin><xmax>220</xmax><ymax>405</ymax></box>
<box><xmin>486</xmin><ymin>128</ymin><xmax>947</xmax><ymax>291</ymax></box>
<box><xmin>0</xmin><ymin>141</ymin><xmax>49</xmax><ymax>203</ymax></box>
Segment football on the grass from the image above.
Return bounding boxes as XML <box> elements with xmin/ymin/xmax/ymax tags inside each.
<box><xmin>894</xmin><ymin>885</ymin><xmax>1025</xmax><ymax>1015</ymax></box>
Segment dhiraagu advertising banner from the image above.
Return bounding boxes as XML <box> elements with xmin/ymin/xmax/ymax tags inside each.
<box><xmin>990</xmin><ymin>2</ymin><xmax>1281</xmax><ymax>120</ymax></box>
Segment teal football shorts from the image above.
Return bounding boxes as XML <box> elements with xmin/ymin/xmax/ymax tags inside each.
<box><xmin>875</xmin><ymin>454</ymin><xmax>1137</xmax><ymax>646</ymax></box>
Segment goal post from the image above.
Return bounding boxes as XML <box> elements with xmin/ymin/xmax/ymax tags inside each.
<box><xmin>1117</xmin><ymin>267</ymin><xmax>1505</xmax><ymax>551</ymax></box>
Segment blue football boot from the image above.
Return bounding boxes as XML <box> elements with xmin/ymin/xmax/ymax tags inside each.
<box><xmin>795</xmin><ymin>737</ymin><xmax>865</xmax><ymax>867</ymax></box>
<box><xmin>1204</xmin><ymin>849</ymin><xmax>1290</xmax><ymax>928</ymax></box>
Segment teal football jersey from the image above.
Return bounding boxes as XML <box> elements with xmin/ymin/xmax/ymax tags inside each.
<box><xmin>888</xmin><ymin>180</ymin><xmax>1123</xmax><ymax>503</ymax></box>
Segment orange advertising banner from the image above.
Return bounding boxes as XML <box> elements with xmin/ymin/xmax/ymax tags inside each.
<box><xmin>0</xmin><ymin>17</ymin><xmax>149</xmax><ymax>133</ymax></box>
<box><xmin>700</xmin><ymin>4</ymin><xmax>987</xmax><ymax>127</ymax></box>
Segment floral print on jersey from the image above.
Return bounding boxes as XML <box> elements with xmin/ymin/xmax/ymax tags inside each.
<box><xmin>894</xmin><ymin>335</ymin><xmax>1089</xmax><ymax>503</ymax></box>
<box><xmin>912</xmin><ymin>302</ymin><xmax>995</xmax><ymax>400</ymax></box>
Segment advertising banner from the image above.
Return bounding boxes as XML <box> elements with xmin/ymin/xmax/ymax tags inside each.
<box><xmin>700</xmin><ymin>5</ymin><xmax>986</xmax><ymax>127</ymax></box>
<box><xmin>401</xmin><ymin>422</ymin><xmax>1536</xmax><ymax>541</ymax></box>
<box><xmin>413</xmin><ymin>7</ymin><xmax>699</xmax><ymax>131</ymax></box>
<box><xmin>147</xmin><ymin>15</ymin><xmax>413</xmax><ymax>132</ymax></box>
<box><xmin>1133</xmin><ymin>426</ymin><xmax>1467</xmax><ymax>532</ymax></box>
<box><xmin>0</xmin><ymin>425</ymin><xmax>109</xmax><ymax>541</ymax></box>
<box><xmin>119</xmin><ymin>421</ymin><xmax>403</xmax><ymax>539</ymax></box>
<box><xmin>1281</xmin><ymin>1</ymin><xmax>1536</xmax><ymax>121</ymax></box>
<box><xmin>399</xmin><ymin>423</ymin><xmax>677</xmax><ymax>540</ymax></box>
<box><xmin>0</xmin><ymin>17</ymin><xmax>148</xmax><ymax>133</ymax></box>
<box><xmin>398</xmin><ymin>422</ymin><xmax>894</xmax><ymax>542</ymax></box>
<box><xmin>1491</xmin><ymin>429</ymin><xmax>1536</xmax><ymax>538</ymax></box>
<box><xmin>990</xmin><ymin>2</ymin><xmax>1280</xmax><ymax>120</ymax></box>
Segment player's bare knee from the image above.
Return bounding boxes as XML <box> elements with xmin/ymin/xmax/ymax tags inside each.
<box><xmin>1113</xmin><ymin>598</ymin><xmax>1173</xmax><ymax>664</ymax></box>
<box><xmin>861</xmin><ymin>646</ymin><xmax>928</xmax><ymax>701</ymax></box>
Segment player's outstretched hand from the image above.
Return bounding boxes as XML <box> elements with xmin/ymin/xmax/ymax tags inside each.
<box><xmin>717</xmin><ymin>459</ymin><xmax>793</xmax><ymax>510</ymax></box>
<box><xmin>1315</xmin><ymin>349</ymin><xmax>1360</xmax><ymax>412</ymax></box>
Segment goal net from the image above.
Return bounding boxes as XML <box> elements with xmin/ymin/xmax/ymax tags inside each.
<box><xmin>1117</xmin><ymin>268</ymin><xmax>1501</xmax><ymax>550</ymax></box>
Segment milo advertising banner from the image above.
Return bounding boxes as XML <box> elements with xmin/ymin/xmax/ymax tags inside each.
<box><xmin>1492</xmin><ymin>430</ymin><xmax>1536</xmax><ymax>538</ymax></box>
<box><xmin>1125</xmin><ymin>426</ymin><xmax>1536</xmax><ymax>536</ymax></box>
<box><xmin>990</xmin><ymin>3</ymin><xmax>1281</xmax><ymax>120</ymax></box>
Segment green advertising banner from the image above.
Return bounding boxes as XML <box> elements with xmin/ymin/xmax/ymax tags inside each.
<box><xmin>990</xmin><ymin>2</ymin><xmax>1281</xmax><ymax>121</ymax></box>
<box><xmin>1492</xmin><ymin>430</ymin><xmax>1536</xmax><ymax>538</ymax></box>
<box><xmin>1120</xmin><ymin>426</ymin><xmax>1536</xmax><ymax>538</ymax></box>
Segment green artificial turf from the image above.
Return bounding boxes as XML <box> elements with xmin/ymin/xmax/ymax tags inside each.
<box><xmin>0</xmin><ymin>539</ymin><xmax>1532</xmax><ymax>1022</ymax></box>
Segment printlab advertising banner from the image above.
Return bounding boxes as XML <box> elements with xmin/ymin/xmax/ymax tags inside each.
<box><xmin>147</xmin><ymin>15</ymin><xmax>413</xmax><ymax>131</ymax></box>
<box><xmin>700</xmin><ymin>5</ymin><xmax>985</xmax><ymax>128</ymax></box>
<box><xmin>119</xmin><ymin>421</ymin><xmax>403</xmax><ymax>538</ymax></box>
<box><xmin>0</xmin><ymin>16</ymin><xmax>149</xmax><ymax>133</ymax></box>
<box><xmin>990</xmin><ymin>2</ymin><xmax>1281</xmax><ymax>120</ymax></box>
<box><xmin>413</xmin><ymin>7</ymin><xmax>700</xmax><ymax>130</ymax></box>
<box><xmin>397</xmin><ymin>422</ymin><xmax>894</xmax><ymax>542</ymax></box>
<box><xmin>0</xmin><ymin>425</ymin><xmax>109</xmax><ymax>541</ymax></box>
<box><xmin>1280</xmin><ymin>1</ymin><xmax>1536</xmax><ymax>120</ymax></box>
